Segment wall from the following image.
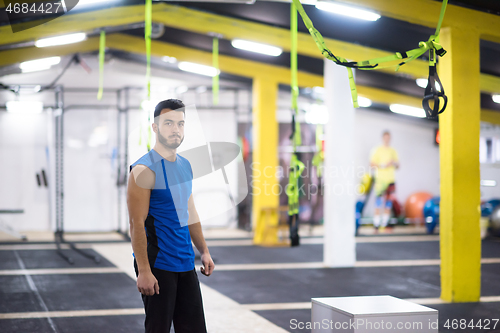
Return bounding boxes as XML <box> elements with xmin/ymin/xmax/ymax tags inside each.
<box><xmin>354</xmin><ymin>108</ymin><xmax>440</xmax><ymax>216</ymax></box>
<box><xmin>479</xmin><ymin>122</ymin><xmax>500</xmax><ymax>200</ymax></box>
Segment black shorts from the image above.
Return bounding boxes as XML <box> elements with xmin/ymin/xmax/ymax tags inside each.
<box><xmin>134</xmin><ymin>259</ymin><xmax>207</xmax><ymax>333</ymax></box>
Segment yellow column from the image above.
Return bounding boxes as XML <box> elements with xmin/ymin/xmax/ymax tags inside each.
<box><xmin>439</xmin><ymin>26</ymin><xmax>481</xmax><ymax>302</ymax></box>
<box><xmin>251</xmin><ymin>76</ymin><xmax>280</xmax><ymax>245</ymax></box>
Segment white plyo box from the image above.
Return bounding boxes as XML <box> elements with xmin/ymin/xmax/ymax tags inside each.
<box><xmin>311</xmin><ymin>295</ymin><xmax>438</xmax><ymax>333</ymax></box>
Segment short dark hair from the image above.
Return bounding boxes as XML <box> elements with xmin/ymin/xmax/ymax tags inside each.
<box><xmin>154</xmin><ymin>99</ymin><xmax>185</xmax><ymax>121</ymax></box>
<box><xmin>382</xmin><ymin>130</ymin><xmax>390</xmax><ymax>136</ymax></box>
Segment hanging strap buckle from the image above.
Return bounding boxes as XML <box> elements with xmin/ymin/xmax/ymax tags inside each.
<box><xmin>422</xmin><ymin>65</ymin><xmax>448</xmax><ymax>119</ymax></box>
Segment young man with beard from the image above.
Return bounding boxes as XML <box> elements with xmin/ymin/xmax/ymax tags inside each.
<box><xmin>127</xmin><ymin>99</ymin><xmax>214</xmax><ymax>333</ymax></box>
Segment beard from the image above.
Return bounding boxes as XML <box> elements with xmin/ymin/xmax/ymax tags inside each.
<box><xmin>158</xmin><ymin>130</ymin><xmax>184</xmax><ymax>149</ymax></box>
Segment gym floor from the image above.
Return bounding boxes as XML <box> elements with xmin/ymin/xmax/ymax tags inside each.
<box><xmin>1</xmin><ymin>226</ymin><xmax>499</xmax><ymax>333</ymax></box>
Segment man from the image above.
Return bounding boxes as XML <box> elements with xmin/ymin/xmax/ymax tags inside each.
<box><xmin>127</xmin><ymin>99</ymin><xmax>214</xmax><ymax>333</ymax></box>
<box><xmin>369</xmin><ymin>130</ymin><xmax>400</xmax><ymax>231</ymax></box>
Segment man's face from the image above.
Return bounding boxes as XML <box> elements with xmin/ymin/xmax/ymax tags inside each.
<box><xmin>155</xmin><ymin>109</ymin><xmax>185</xmax><ymax>149</ymax></box>
<box><xmin>383</xmin><ymin>133</ymin><xmax>391</xmax><ymax>146</ymax></box>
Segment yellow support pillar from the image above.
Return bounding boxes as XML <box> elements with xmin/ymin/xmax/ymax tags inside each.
<box><xmin>252</xmin><ymin>77</ymin><xmax>280</xmax><ymax>246</ymax></box>
<box><xmin>439</xmin><ymin>26</ymin><xmax>481</xmax><ymax>302</ymax></box>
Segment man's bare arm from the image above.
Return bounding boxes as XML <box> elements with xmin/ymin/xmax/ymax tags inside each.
<box><xmin>187</xmin><ymin>194</ymin><xmax>214</xmax><ymax>276</ymax></box>
<box><xmin>127</xmin><ymin>165</ymin><xmax>159</xmax><ymax>295</ymax></box>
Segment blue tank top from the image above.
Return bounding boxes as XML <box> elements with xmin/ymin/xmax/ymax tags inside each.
<box><xmin>130</xmin><ymin>149</ymin><xmax>195</xmax><ymax>272</ymax></box>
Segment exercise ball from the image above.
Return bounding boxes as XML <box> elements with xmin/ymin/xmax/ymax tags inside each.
<box><xmin>405</xmin><ymin>192</ymin><xmax>433</xmax><ymax>220</ymax></box>
<box><xmin>482</xmin><ymin>199</ymin><xmax>500</xmax><ymax>217</ymax></box>
<box><xmin>423</xmin><ymin>197</ymin><xmax>440</xmax><ymax>234</ymax></box>
<box><xmin>355</xmin><ymin>200</ymin><xmax>364</xmax><ymax>233</ymax></box>
<box><xmin>490</xmin><ymin>205</ymin><xmax>500</xmax><ymax>237</ymax></box>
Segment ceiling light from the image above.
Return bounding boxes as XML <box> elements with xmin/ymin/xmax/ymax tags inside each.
<box><xmin>231</xmin><ymin>39</ymin><xmax>282</xmax><ymax>56</ymax></box>
<box><xmin>492</xmin><ymin>94</ymin><xmax>500</xmax><ymax>104</ymax></box>
<box><xmin>162</xmin><ymin>56</ymin><xmax>177</xmax><ymax>64</ymax></box>
<box><xmin>35</xmin><ymin>33</ymin><xmax>86</xmax><ymax>48</ymax></box>
<box><xmin>416</xmin><ymin>78</ymin><xmax>441</xmax><ymax>91</ymax></box>
<box><xmin>480</xmin><ymin>180</ymin><xmax>497</xmax><ymax>187</ymax></box>
<box><xmin>315</xmin><ymin>1</ymin><xmax>381</xmax><ymax>21</ymax></box>
<box><xmin>358</xmin><ymin>96</ymin><xmax>372</xmax><ymax>107</ymax></box>
<box><xmin>19</xmin><ymin>56</ymin><xmax>61</xmax><ymax>73</ymax></box>
<box><xmin>178</xmin><ymin>62</ymin><xmax>219</xmax><ymax>77</ymax></box>
<box><xmin>34</xmin><ymin>85</ymin><xmax>41</xmax><ymax>92</ymax></box>
<box><xmin>6</xmin><ymin>101</ymin><xmax>43</xmax><ymax>113</ymax></box>
<box><xmin>305</xmin><ymin>104</ymin><xmax>329</xmax><ymax>124</ymax></box>
<box><xmin>416</xmin><ymin>78</ymin><xmax>428</xmax><ymax>89</ymax></box>
<box><xmin>389</xmin><ymin>104</ymin><xmax>426</xmax><ymax>118</ymax></box>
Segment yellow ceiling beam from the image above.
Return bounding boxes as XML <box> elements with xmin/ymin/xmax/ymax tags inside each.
<box><xmin>481</xmin><ymin>109</ymin><xmax>500</xmax><ymax>126</ymax></box>
<box><xmin>151</xmin><ymin>3</ymin><xmax>500</xmax><ymax>94</ymax></box>
<box><xmin>480</xmin><ymin>74</ymin><xmax>500</xmax><ymax>95</ymax></box>
<box><xmin>336</xmin><ymin>0</ymin><xmax>500</xmax><ymax>44</ymax></box>
<box><xmin>1</xmin><ymin>2</ymin><xmax>499</xmax><ymax>94</ymax></box>
<box><xmin>152</xmin><ymin>3</ymin><xmax>427</xmax><ymax>80</ymax></box>
<box><xmin>0</xmin><ymin>37</ymin><xmax>100</xmax><ymax>68</ymax></box>
<box><xmin>0</xmin><ymin>3</ymin><xmax>146</xmax><ymax>45</ymax></box>
<box><xmin>357</xmin><ymin>86</ymin><xmax>422</xmax><ymax>109</ymax></box>
<box><xmin>106</xmin><ymin>33</ymin><xmax>323</xmax><ymax>88</ymax></box>
<box><xmin>0</xmin><ymin>32</ymin><xmax>498</xmax><ymax>122</ymax></box>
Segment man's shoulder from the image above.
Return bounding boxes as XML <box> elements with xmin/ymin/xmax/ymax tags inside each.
<box><xmin>130</xmin><ymin>151</ymin><xmax>160</xmax><ymax>172</ymax></box>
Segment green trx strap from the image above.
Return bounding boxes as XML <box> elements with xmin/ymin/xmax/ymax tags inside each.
<box><xmin>147</xmin><ymin>121</ymin><xmax>152</xmax><ymax>152</ymax></box>
<box><xmin>286</xmin><ymin>154</ymin><xmax>305</xmax><ymax>215</ymax></box>
<box><xmin>97</xmin><ymin>30</ymin><xmax>105</xmax><ymax>101</ymax></box>
<box><xmin>312</xmin><ymin>125</ymin><xmax>324</xmax><ymax>178</ymax></box>
<box><xmin>291</xmin><ymin>0</ymin><xmax>449</xmax><ymax>117</ymax></box>
<box><xmin>145</xmin><ymin>0</ymin><xmax>152</xmax><ymax>100</ymax></box>
<box><xmin>290</xmin><ymin>1</ymin><xmax>301</xmax><ymax>149</ymax></box>
<box><xmin>288</xmin><ymin>2</ymin><xmax>305</xmax><ymax>217</ymax></box>
<box><xmin>212</xmin><ymin>37</ymin><xmax>219</xmax><ymax>106</ymax></box>
<box><xmin>422</xmin><ymin>40</ymin><xmax>448</xmax><ymax>117</ymax></box>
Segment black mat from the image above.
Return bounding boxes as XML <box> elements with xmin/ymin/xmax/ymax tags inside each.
<box><xmin>0</xmin><ymin>275</ymin><xmax>47</xmax><ymax>313</ymax></box>
<box><xmin>0</xmin><ymin>315</ymin><xmax>145</xmax><ymax>333</ymax></box>
<box><xmin>203</xmin><ymin>239</ymin><xmax>500</xmax><ymax>265</ymax></box>
<box><xmin>200</xmin><ymin>264</ymin><xmax>500</xmax><ymax>305</ymax></box>
<box><xmin>0</xmin><ymin>249</ymin><xmax>115</xmax><ymax>270</ymax></box>
<box><xmin>255</xmin><ymin>309</ymin><xmax>310</xmax><ymax>333</ymax></box>
<box><xmin>200</xmin><ymin>265</ymin><xmax>443</xmax><ymax>304</ymax></box>
<box><xmin>53</xmin><ymin>314</ymin><xmax>145</xmax><ymax>333</ymax></box>
<box><xmin>0</xmin><ymin>273</ymin><xmax>142</xmax><ymax>313</ymax></box>
<box><xmin>31</xmin><ymin>273</ymin><xmax>143</xmax><ymax>311</ymax></box>
<box><xmin>0</xmin><ymin>318</ymin><xmax>55</xmax><ymax>333</ymax></box>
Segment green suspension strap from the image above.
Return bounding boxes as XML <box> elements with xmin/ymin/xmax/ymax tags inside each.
<box><xmin>286</xmin><ymin>153</ymin><xmax>305</xmax><ymax>216</ymax></box>
<box><xmin>212</xmin><ymin>37</ymin><xmax>219</xmax><ymax>105</ymax></box>
<box><xmin>290</xmin><ymin>1</ymin><xmax>302</xmax><ymax>150</ymax></box>
<box><xmin>145</xmin><ymin>0</ymin><xmax>152</xmax><ymax>100</ymax></box>
<box><xmin>286</xmin><ymin>2</ymin><xmax>305</xmax><ymax>246</ymax></box>
<box><xmin>311</xmin><ymin>124</ymin><xmax>324</xmax><ymax>178</ymax></box>
<box><xmin>288</xmin><ymin>1</ymin><xmax>305</xmax><ymax>219</ymax></box>
<box><xmin>97</xmin><ymin>30</ymin><xmax>105</xmax><ymax>101</ymax></box>
<box><xmin>147</xmin><ymin>115</ymin><xmax>152</xmax><ymax>151</ymax></box>
<box><xmin>291</xmin><ymin>0</ymin><xmax>449</xmax><ymax>117</ymax></box>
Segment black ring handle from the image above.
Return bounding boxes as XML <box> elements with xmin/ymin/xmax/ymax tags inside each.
<box><xmin>423</xmin><ymin>65</ymin><xmax>448</xmax><ymax>119</ymax></box>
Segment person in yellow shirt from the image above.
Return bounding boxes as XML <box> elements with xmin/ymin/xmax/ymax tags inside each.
<box><xmin>369</xmin><ymin>131</ymin><xmax>399</xmax><ymax>231</ymax></box>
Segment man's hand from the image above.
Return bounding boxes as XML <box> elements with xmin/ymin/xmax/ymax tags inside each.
<box><xmin>200</xmin><ymin>253</ymin><xmax>215</xmax><ymax>277</ymax></box>
<box><xmin>137</xmin><ymin>271</ymin><xmax>160</xmax><ymax>296</ymax></box>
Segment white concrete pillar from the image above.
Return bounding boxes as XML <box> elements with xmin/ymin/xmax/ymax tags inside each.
<box><xmin>323</xmin><ymin>60</ymin><xmax>356</xmax><ymax>267</ymax></box>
